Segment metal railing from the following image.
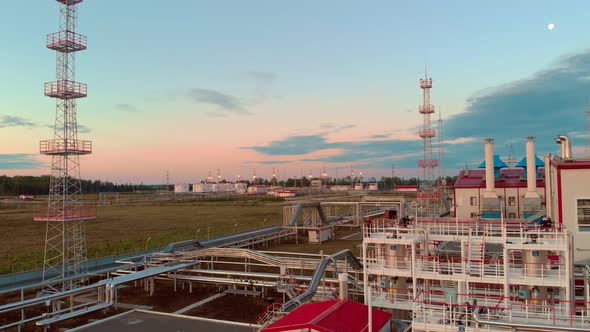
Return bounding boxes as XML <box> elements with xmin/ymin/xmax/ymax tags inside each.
<box><xmin>412</xmin><ymin>290</ymin><xmax>590</xmax><ymax>329</ymax></box>
<box><xmin>364</xmin><ymin>219</ymin><xmax>568</xmax><ymax>246</ymax></box>
<box><xmin>365</xmin><ymin>253</ymin><xmax>412</xmax><ymax>272</ymax></box>
<box><xmin>34</xmin><ymin>204</ymin><xmax>97</xmax><ymax>221</ymax></box>
<box><xmin>40</xmin><ymin>139</ymin><xmax>92</xmax><ymax>154</ymax></box>
<box><xmin>44</xmin><ymin>80</ymin><xmax>87</xmax><ymax>98</ymax></box>
<box><xmin>46</xmin><ymin>30</ymin><xmax>87</xmax><ymax>51</ymax></box>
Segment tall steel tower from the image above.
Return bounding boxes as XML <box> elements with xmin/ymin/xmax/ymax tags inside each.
<box><xmin>36</xmin><ymin>0</ymin><xmax>95</xmax><ymax>293</ymax></box>
<box><xmin>417</xmin><ymin>69</ymin><xmax>439</xmax><ymax>216</ymax></box>
<box><xmin>418</xmin><ymin>70</ymin><xmax>438</xmax><ymax>189</ymax></box>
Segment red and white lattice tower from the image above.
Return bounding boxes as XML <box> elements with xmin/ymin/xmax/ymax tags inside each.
<box><xmin>36</xmin><ymin>0</ymin><xmax>95</xmax><ymax>293</ymax></box>
<box><xmin>417</xmin><ymin>70</ymin><xmax>439</xmax><ymax>207</ymax></box>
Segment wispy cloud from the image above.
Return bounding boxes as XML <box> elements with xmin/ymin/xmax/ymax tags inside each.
<box><xmin>43</xmin><ymin>124</ymin><xmax>92</xmax><ymax>133</ymax></box>
<box><xmin>0</xmin><ymin>115</ymin><xmax>91</xmax><ymax>134</ymax></box>
<box><xmin>247</xmin><ymin>71</ymin><xmax>277</xmax><ymax>103</ymax></box>
<box><xmin>0</xmin><ymin>154</ymin><xmax>45</xmax><ymax>170</ymax></box>
<box><xmin>243</xmin><ymin>50</ymin><xmax>590</xmax><ymax>170</ymax></box>
<box><xmin>0</xmin><ymin>115</ymin><xmax>36</xmax><ymax>128</ymax></box>
<box><xmin>188</xmin><ymin>88</ymin><xmax>247</xmax><ymax>114</ymax></box>
<box><xmin>77</xmin><ymin>124</ymin><xmax>92</xmax><ymax>133</ymax></box>
<box><xmin>437</xmin><ymin>49</ymin><xmax>590</xmax><ymax>164</ymax></box>
<box><xmin>114</xmin><ymin>104</ymin><xmax>141</xmax><ymax>113</ymax></box>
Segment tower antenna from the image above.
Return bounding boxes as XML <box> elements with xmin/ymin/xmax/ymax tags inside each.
<box><xmin>38</xmin><ymin>0</ymin><xmax>95</xmax><ymax>293</ymax></box>
<box><xmin>417</xmin><ymin>67</ymin><xmax>440</xmax><ymax>216</ymax></box>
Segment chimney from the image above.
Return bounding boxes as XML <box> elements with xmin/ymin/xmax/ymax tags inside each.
<box><xmin>545</xmin><ymin>153</ymin><xmax>553</xmax><ymax>220</ymax></box>
<box><xmin>555</xmin><ymin>135</ymin><xmax>572</xmax><ymax>159</ymax></box>
<box><xmin>338</xmin><ymin>273</ymin><xmax>348</xmax><ymax>300</ymax></box>
<box><xmin>524</xmin><ymin>137</ymin><xmax>540</xmax><ymax>199</ymax></box>
<box><xmin>483</xmin><ymin>138</ymin><xmax>497</xmax><ymax>198</ymax></box>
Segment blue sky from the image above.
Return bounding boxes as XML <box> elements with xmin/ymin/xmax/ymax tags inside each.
<box><xmin>0</xmin><ymin>1</ymin><xmax>589</xmax><ymax>183</ymax></box>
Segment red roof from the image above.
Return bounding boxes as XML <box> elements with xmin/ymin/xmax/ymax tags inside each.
<box><xmin>454</xmin><ymin>168</ymin><xmax>545</xmax><ymax>189</ymax></box>
<box><xmin>262</xmin><ymin>300</ymin><xmax>391</xmax><ymax>332</ymax></box>
<box><xmin>551</xmin><ymin>156</ymin><xmax>590</xmax><ymax>169</ymax></box>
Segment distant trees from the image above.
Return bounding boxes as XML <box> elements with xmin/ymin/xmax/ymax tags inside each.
<box><xmin>0</xmin><ymin>175</ymin><xmax>156</xmax><ymax>196</ymax></box>
<box><xmin>0</xmin><ymin>174</ymin><xmax>459</xmax><ymax>196</ymax></box>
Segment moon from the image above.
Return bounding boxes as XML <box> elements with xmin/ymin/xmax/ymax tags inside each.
<box><xmin>548</xmin><ymin>23</ymin><xmax>555</xmax><ymax>30</ymax></box>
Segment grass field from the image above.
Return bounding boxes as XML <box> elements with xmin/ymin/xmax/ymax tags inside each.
<box><xmin>0</xmin><ymin>199</ymin><xmax>284</xmax><ymax>274</ymax></box>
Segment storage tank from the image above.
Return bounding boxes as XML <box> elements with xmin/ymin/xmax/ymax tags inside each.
<box><xmin>391</xmin><ymin>277</ymin><xmax>408</xmax><ymax>301</ymax></box>
<box><xmin>174</xmin><ymin>183</ymin><xmax>189</xmax><ymax>193</ymax></box>
<box><xmin>193</xmin><ymin>183</ymin><xmax>212</xmax><ymax>193</ymax></box>
<box><xmin>385</xmin><ymin>244</ymin><xmax>407</xmax><ymax>269</ymax></box>
<box><xmin>523</xmin><ymin>249</ymin><xmax>548</xmax><ymax>277</ymax></box>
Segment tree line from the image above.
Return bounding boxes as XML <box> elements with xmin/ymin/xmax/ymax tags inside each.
<box><xmin>0</xmin><ymin>175</ymin><xmax>155</xmax><ymax>196</ymax></box>
<box><xmin>0</xmin><ymin>174</ymin><xmax>458</xmax><ymax>196</ymax></box>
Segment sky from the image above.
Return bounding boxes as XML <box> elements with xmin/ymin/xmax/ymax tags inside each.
<box><xmin>1</xmin><ymin>0</ymin><xmax>590</xmax><ymax>184</ymax></box>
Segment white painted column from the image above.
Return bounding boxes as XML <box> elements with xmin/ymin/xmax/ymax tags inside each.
<box><xmin>525</xmin><ymin>137</ymin><xmax>540</xmax><ymax>199</ymax></box>
<box><xmin>484</xmin><ymin>138</ymin><xmax>497</xmax><ymax>198</ymax></box>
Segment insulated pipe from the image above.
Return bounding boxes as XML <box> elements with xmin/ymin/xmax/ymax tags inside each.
<box><xmin>484</xmin><ymin>138</ymin><xmax>496</xmax><ymax>197</ymax></box>
<box><xmin>525</xmin><ymin>137</ymin><xmax>540</xmax><ymax>199</ymax></box>
<box><xmin>338</xmin><ymin>273</ymin><xmax>348</xmax><ymax>300</ymax></box>
<box><xmin>545</xmin><ymin>154</ymin><xmax>553</xmax><ymax>219</ymax></box>
<box><xmin>555</xmin><ymin>135</ymin><xmax>572</xmax><ymax>159</ymax></box>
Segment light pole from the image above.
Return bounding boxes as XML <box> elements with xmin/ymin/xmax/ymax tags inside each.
<box><xmin>144</xmin><ymin>236</ymin><xmax>152</xmax><ymax>263</ymax></box>
<box><xmin>207</xmin><ymin>226</ymin><xmax>212</xmax><ymax>240</ymax></box>
<box><xmin>411</xmin><ymin>201</ymin><xmax>419</xmax><ymax>222</ymax></box>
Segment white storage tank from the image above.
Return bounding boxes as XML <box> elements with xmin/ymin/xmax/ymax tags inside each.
<box><xmin>174</xmin><ymin>183</ymin><xmax>189</xmax><ymax>193</ymax></box>
<box><xmin>368</xmin><ymin>182</ymin><xmax>379</xmax><ymax>191</ymax></box>
<box><xmin>193</xmin><ymin>183</ymin><xmax>212</xmax><ymax>193</ymax></box>
<box><xmin>234</xmin><ymin>182</ymin><xmax>247</xmax><ymax>193</ymax></box>
<box><xmin>523</xmin><ymin>249</ymin><xmax>548</xmax><ymax>277</ymax></box>
<box><xmin>385</xmin><ymin>244</ymin><xmax>407</xmax><ymax>269</ymax></box>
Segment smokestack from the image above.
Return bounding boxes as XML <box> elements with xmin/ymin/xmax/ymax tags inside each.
<box><xmin>555</xmin><ymin>135</ymin><xmax>572</xmax><ymax>159</ymax></box>
<box><xmin>484</xmin><ymin>138</ymin><xmax>497</xmax><ymax>198</ymax></box>
<box><xmin>338</xmin><ymin>273</ymin><xmax>348</xmax><ymax>300</ymax></box>
<box><xmin>545</xmin><ymin>153</ymin><xmax>553</xmax><ymax>220</ymax></box>
<box><xmin>525</xmin><ymin>137</ymin><xmax>540</xmax><ymax>199</ymax></box>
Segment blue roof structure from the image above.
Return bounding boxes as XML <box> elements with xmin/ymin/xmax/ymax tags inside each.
<box><xmin>478</xmin><ymin>155</ymin><xmax>508</xmax><ymax>169</ymax></box>
<box><xmin>515</xmin><ymin>155</ymin><xmax>545</xmax><ymax>168</ymax></box>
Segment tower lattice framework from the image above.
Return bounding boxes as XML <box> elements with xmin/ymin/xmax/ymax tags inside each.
<box><xmin>417</xmin><ymin>70</ymin><xmax>440</xmax><ymax>216</ymax></box>
<box><xmin>37</xmin><ymin>0</ymin><xmax>95</xmax><ymax>293</ymax></box>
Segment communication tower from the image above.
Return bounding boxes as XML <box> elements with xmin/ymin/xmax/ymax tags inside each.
<box><xmin>417</xmin><ymin>68</ymin><xmax>440</xmax><ymax>216</ymax></box>
<box><xmin>37</xmin><ymin>0</ymin><xmax>94</xmax><ymax>293</ymax></box>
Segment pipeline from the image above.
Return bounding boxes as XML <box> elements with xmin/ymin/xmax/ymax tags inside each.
<box><xmin>281</xmin><ymin>249</ymin><xmax>362</xmax><ymax>312</ymax></box>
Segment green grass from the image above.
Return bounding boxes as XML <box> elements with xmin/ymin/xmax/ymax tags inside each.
<box><xmin>0</xmin><ymin>199</ymin><xmax>283</xmax><ymax>274</ymax></box>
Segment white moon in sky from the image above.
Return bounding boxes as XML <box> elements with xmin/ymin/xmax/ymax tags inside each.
<box><xmin>548</xmin><ymin>23</ymin><xmax>555</xmax><ymax>30</ymax></box>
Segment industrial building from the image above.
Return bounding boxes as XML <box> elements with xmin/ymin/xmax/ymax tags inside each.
<box><xmin>453</xmin><ymin>138</ymin><xmax>545</xmax><ymax>219</ymax></box>
<box><xmin>363</xmin><ymin>135</ymin><xmax>590</xmax><ymax>332</ymax></box>
<box><xmin>192</xmin><ymin>182</ymin><xmax>246</xmax><ymax>193</ymax></box>
<box><xmin>262</xmin><ymin>299</ymin><xmax>391</xmax><ymax>332</ymax></box>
